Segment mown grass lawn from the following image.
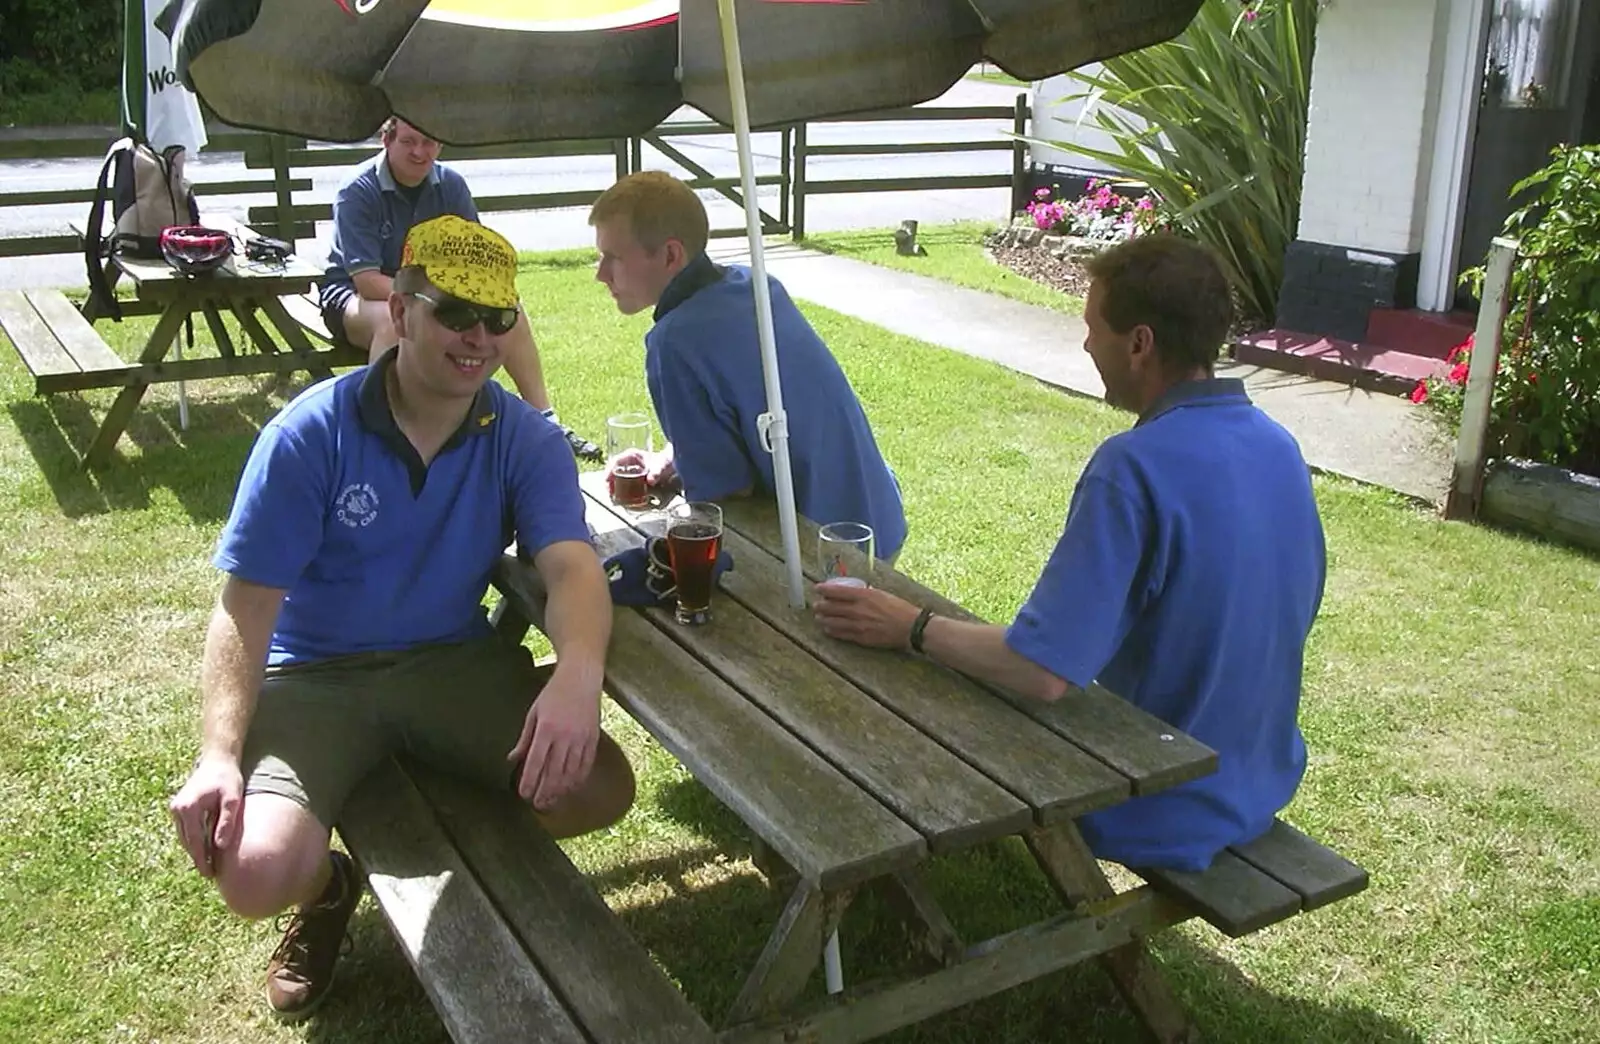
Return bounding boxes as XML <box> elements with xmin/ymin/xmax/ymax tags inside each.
<box><xmin>1</xmin><ymin>248</ymin><xmax>1596</xmax><ymax>1044</ymax></box>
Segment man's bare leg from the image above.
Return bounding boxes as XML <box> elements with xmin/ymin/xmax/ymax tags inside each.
<box><xmin>340</xmin><ymin>298</ymin><xmax>397</xmax><ymax>362</ymax></box>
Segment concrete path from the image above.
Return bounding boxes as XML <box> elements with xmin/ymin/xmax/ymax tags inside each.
<box><xmin>711</xmin><ymin>241</ymin><xmax>1454</xmax><ymax>504</ymax></box>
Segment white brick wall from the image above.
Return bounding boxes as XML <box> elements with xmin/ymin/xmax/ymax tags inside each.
<box><xmin>1297</xmin><ymin>0</ymin><xmax>1449</xmax><ymax>254</ymax></box>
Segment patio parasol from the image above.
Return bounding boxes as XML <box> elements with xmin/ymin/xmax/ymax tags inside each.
<box><xmin>169</xmin><ymin>0</ymin><xmax>1203</xmax><ymax>609</ymax></box>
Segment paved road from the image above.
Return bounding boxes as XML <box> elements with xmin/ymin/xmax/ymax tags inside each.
<box><xmin>0</xmin><ymin>79</ymin><xmax>1027</xmax><ymax>290</ymax></box>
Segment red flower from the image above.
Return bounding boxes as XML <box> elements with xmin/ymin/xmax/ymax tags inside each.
<box><xmin>1447</xmin><ymin>333</ymin><xmax>1474</xmax><ymax>364</ymax></box>
<box><xmin>1410</xmin><ymin>379</ymin><xmax>1429</xmax><ymax>404</ymax></box>
<box><xmin>1448</xmin><ymin>361</ymin><xmax>1470</xmax><ymax>385</ymax></box>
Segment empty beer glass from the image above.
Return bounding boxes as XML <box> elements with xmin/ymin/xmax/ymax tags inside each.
<box><xmin>817</xmin><ymin>522</ymin><xmax>874</xmax><ymax>589</ymax></box>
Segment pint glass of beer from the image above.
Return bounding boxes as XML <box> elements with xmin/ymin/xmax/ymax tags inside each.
<box><xmin>606</xmin><ymin>412</ymin><xmax>652</xmax><ymax>509</ymax></box>
<box><xmin>667</xmin><ymin>501</ymin><xmax>723</xmax><ymax>625</ymax></box>
<box><xmin>818</xmin><ymin>522</ymin><xmax>874</xmax><ymax>589</ymax></box>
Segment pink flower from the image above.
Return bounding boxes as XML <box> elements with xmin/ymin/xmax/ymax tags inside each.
<box><xmin>1136</xmin><ymin>197</ymin><xmax>1155</xmax><ymax>211</ymax></box>
<box><xmin>1410</xmin><ymin>380</ymin><xmax>1429</xmax><ymax>404</ymax></box>
<box><xmin>1243</xmin><ymin>7</ymin><xmax>1259</xmax><ymax>22</ymax></box>
<box><xmin>1034</xmin><ymin>186</ymin><xmax>1051</xmax><ymax>200</ymax></box>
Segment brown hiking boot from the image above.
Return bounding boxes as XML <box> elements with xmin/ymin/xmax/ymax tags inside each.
<box><xmin>264</xmin><ymin>850</ymin><xmax>360</xmax><ymax>1022</ymax></box>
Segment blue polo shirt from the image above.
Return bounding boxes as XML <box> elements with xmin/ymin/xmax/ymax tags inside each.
<box><xmin>320</xmin><ymin>154</ymin><xmax>478</xmax><ymax>310</ymax></box>
<box><xmin>1005</xmin><ymin>379</ymin><xmax>1326</xmax><ymax>871</ymax></box>
<box><xmin>645</xmin><ymin>256</ymin><xmax>908</xmax><ymax>559</ymax></box>
<box><xmin>213</xmin><ymin>350</ymin><xmax>592</xmax><ymax>666</ymax></box>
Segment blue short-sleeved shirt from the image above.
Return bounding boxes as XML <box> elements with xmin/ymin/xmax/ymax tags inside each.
<box><xmin>1004</xmin><ymin>379</ymin><xmax>1326</xmax><ymax>871</ymax></box>
<box><xmin>320</xmin><ymin>154</ymin><xmax>479</xmax><ymax>309</ymax></box>
<box><xmin>645</xmin><ymin>256</ymin><xmax>908</xmax><ymax>559</ymax></box>
<box><xmin>213</xmin><ymin>350</ymin><xmax>592</xmax><ymax>666</ymax></box>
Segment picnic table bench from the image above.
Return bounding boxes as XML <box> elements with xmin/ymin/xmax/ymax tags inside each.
<box><xmin>327</xmin><ymin>471</ymin><xmax>1364</xmax><ymax>1043</ymax></box>
<box><xmin>338</xmin><ymin>759</ymin><xmax>716</xmax><ymax>1044</ymax></box>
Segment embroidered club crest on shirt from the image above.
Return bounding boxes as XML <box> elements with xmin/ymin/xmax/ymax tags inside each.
<box><xmin>336</xmin><ymin>483</ymin><xmax>380</xmax><ymax>528</ymax></box>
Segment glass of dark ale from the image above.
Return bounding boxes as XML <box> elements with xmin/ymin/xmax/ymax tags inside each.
<box><xmin>818</xmin><ymin>522</ymin><xmax>874</xmax><ymax>590</ymax></box>
<box><xmin>667</xmin><ymin>501</ymin><xmax>723</xmax><ymax>625</ymax></box>
<box><xmin>606</xmin><ymin>412</ymin><xmax>652</xmax><ymax>509</ymax></box>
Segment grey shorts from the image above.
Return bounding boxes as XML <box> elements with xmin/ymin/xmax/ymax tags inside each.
<box><xmin>241</xmin><ymin>637</ymin><xmax>549</xmax><ymax>828</ymax></box>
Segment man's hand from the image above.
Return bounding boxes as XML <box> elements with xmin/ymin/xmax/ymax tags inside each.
<box><xmin>812</xmin><ymin>582</ymin><xmax>923</xmax><ymax>649</ymax></box>
<box><xmin>507</xmin><ymin>667</ymin><xmax>602</xmax><ymax>810</ymax></box>
<box><xmin>168</xmin><ymin>751</ymin><xmax>244</xmax><ymax>878</ymax></box>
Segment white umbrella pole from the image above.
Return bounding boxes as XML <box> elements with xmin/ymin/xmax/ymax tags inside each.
<box><xmin>715</xmin><ymin>0</ymin><xmax>807</xmax><ymax>613</ymax></box>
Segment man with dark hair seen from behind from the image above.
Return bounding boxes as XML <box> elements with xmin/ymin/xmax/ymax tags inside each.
<box><xmin>169</xmin><ymin>215</ymin><xmax>635</xmax><ymax>1022</ymax></box>
<box><xmin>587</xmin><ymin>171</ymin><xmax>907</xmax><ymax>560</ymax></box>
<box><xmin>815</xmin><ymin>234</ymin><xmax>1326</xmax><ymax>872</ymax></box>
<box><xmin>320</xmin><ymin>115</ymin><xmax>601</xmax><ymax>460</ymax></box>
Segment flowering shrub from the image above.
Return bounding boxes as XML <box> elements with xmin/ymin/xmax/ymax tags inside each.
<box><xmin>1423</xmin><ymin>145</ymin><xmax>1600</xmax><ymax>476</ymax></box>
<box><xmin>1409</xmin><ymin>336</ymin><xmax>1473</xmax><ymax>419</ymax></box>
<box><xmin>1025</xmin><ymin>181</ymin><xmax>1164</xmax><ymax>241</ymax></box>
<box><xmin>1042</xmin><ymin>0</ymin><xmax>1318</xmax><ymax>323</ymax></box>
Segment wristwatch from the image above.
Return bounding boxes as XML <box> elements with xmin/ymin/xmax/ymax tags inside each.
<box><xmin>908</xmin><ymin>607</ymin><xmax>936</xmax><ymax>654</ymax></box>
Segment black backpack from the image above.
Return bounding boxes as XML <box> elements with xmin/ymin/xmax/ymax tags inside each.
<box><xmin>85</xmin><ymin>136</ymin><xmax>200</xmax><ymax>320</ymax></box>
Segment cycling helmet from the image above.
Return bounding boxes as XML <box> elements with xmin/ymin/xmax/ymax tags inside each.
<box><xmin>159</xmin><ymin>225</ymin><xmax>233</xmax><ymax>275</ymax></box>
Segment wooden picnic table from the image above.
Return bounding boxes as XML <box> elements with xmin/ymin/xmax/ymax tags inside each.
<box><xmin>490</xmin><ymin>470</ymin><xmax>1223</xmax><ymax>1043</ymax></box>
<box><xmin>62</xmin><ymin>218</ymin><xmax>363</xmax><ymax>467</ymax></box>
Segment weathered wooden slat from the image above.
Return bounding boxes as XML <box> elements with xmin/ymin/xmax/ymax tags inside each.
<box><xmin>0</xmin><ymin>178</ymin><xmax>310</xmax><ymax>208</ymax></box>
<box><xmin>801</xmin><ymin>175</ymin><xmax>1012</xmax><ymax>196</ymax></box>
<box><xmin>724</xmin><ymin>882</ymin><xmax>847</xmax><ymax>1025</ymax></box>
<box><xmin>339</xmin><ymin>761</ymin><xmax>592</xmax><ymax>1044</ymax></box>
<box><xmin>805</xmin><ymin>140</ymin><xmax>1014</xmax><ymax>156</ymax></box>
<box><xmin>1230</xmin><ymin>819</ymin><xmax>1369</xmax><ymax>911</ymax></box>
<box><xmin>275</xmin><ymin>292</ymin><xmax>336</xmax><ymax>344</ymax></box>
<box><xmin>1024</xmin><ymin>823</ymin><xmax>1199</xmax><ymax>1044</ymax></box>
<box><xmin>1136</xmin><ymin>851</ymin><xmax>1302</xmax><ymax>938</ymax></box>
<box><xmin>719</xmin><ymin>498</ymin><xmax>1218</xmax><ymax>797</ymax></box>
<box><xmin>997</xmin><ymin>684</ymin><xmax>1219</xmax><ymax>797</ymax></box>
<box><xmin>494</xmin><ymin>548</ymin><xmax>924</xmax><ymax>892</ymax></box>
<box><xmin>683</xmin><ymin>490</ymin><xmax>1129</xmax><ymax>825</ymax></box>
<box><xmin>411</xmin><ymin>765</ymin><xmax>718</xmax><ymax>1044</ymax></box>
<box><xmin>726</xmin><ymin>525</ymin><xmax>1130</xmax><ymax>823</ymax></box>
<box><xmin>26</xmin><ymin>290</ymin><xmax>128</xmax><ymax>372</ymax></box>
<box><xmin>0</xmin><ymin>290</ymin><xmax>77</xmax><ymax>383</ymax></box>
<box><xmin>0</xmin><ymin>234</ymin><xmax>79</xmax><ymax>259</ymax></box>
<box><xmin>581</xmin><ymin>485</ymin><xmax>1031</xmax><ymax>852</ymax></box>
<box><xmin>809</xmin><ymin>105</ymin><xmax>1025</xmax><ymax>123</ymax></box>
<box><xmin>247</xmin><ymin>202</ymin><xmax>332</xmax><ymax>225</ymax></box>
<box><xmin>720</xmin><ymin>888</ymin><xmax>1187</xmax><ymax>1044</ymax></box>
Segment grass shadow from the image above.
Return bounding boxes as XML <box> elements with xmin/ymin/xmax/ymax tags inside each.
<box><xmin>6</xmin><ymin>378</ymin><xmax>308</xmax><ymax>522</ymax></box>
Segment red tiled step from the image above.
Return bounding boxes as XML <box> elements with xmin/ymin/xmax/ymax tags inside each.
<box><xmin>1364</xmin><ymin>308</ymin><xmax>1475</xmax><ymax>360</ymax></box>
<box><xmin>1231</xmin><ymin>329</ymin><xmax>1446</xmax><ymax>397</ymax></box>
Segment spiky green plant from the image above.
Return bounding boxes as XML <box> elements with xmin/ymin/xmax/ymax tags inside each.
<box><xmin>1035</xmin><ymin>0</ymin><xmax>1317</xmax><ymax>323</ymax></box>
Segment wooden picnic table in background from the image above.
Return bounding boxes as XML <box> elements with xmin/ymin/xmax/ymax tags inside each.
<box><xmin>0</xmin><ymin>218</ymin><xmax>364</xmax><ymax>468</ymax></box>
<box><xmin>67</xmin><ymin>218</ymin><xmax>363</xmax><ymax>466</ymax></box>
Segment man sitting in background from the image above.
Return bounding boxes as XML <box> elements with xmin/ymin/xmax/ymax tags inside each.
<box><xmin>320</xmin><ymin>115</ymin><xmax>600</xmax><ymax>460</ymax></box>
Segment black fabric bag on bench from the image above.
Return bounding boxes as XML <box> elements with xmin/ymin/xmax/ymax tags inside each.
<box><xmin>84</xmin><ymin>136</ymin><xmax>201</xmax><ymax>320</ymax></box>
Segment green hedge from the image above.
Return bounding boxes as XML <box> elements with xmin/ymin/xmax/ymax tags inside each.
<box><xmin>0</xmin><ymin>0</ymin><xmax>123</xmax><ymax>95</ymax></box>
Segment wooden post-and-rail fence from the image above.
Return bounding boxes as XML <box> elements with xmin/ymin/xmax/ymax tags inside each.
<box><xmin>0</xmin><ymin>96</ymin><xmax>1032</xmax><ymax>262</ymax></box>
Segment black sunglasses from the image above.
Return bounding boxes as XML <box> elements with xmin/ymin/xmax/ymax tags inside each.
<box><xmin>410</xmin><ymin>291</ymin><xmax>519</xmax><ymax>336</ymax></box>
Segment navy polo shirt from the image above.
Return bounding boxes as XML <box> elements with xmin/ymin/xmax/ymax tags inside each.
<box><xmin>1005</xmin><ymin>379</ymin><xmax>1326</xmax><ymax>871</ymax></box>
<box><xmin>645</xmin><ymin>256</ymin><xmax>908</xmax><ymax>558</ymax></box>
<box><xmin>321</xmin><ymin>154</ymin><xmax>478</xmax><ymax>303</ymax></box>
<box><xmin>213</xmin><ymin>349</ymin><xmax>591</xmax><ymax>666</ymax></box>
